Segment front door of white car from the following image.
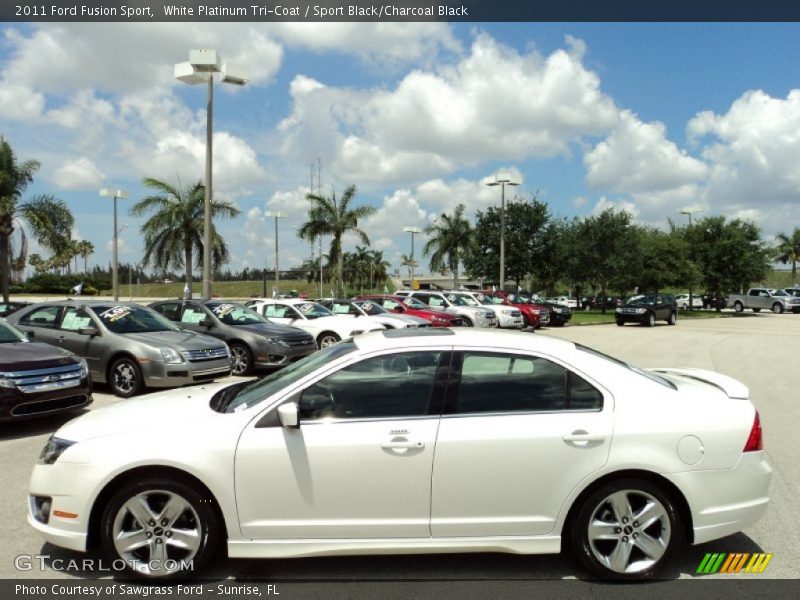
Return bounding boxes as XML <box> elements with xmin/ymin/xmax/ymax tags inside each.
<box><xmin>235</xmin><ymin>350</ymin><xmax>447</xmax><ymax>540</ymax></box>
<box><xmin>430</xmin><ymin>351</ymin><xmax>613</xmax><ymax>537</ymax></box>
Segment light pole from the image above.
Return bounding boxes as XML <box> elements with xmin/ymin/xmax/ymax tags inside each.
<box><xmin>403</xmin><ymin>226</ymin><xmax>421</xmax><ymax>288</ymax></box>
<box><xmin>265</xmin><ymin>211</ymin><xmax>285</xmax><ymax>297</ymax></box>
<box><xmin>486</xmin><ymin>173</ymin><xmax>519</xmax><ymax>291</ymax></box>
<box><xmin>680</xmin><ymin>209</ymin><xmax>704</xmax><ymax>310</ymax></box>
<box><xmin>99</xmin><ymin>188</ymin><xmax>129</xmax><ymax>301</ymax></box>
<box><xmin>175</xmin><ymin>49</ymin><xmax>249</xmax><ymax>300</ymax></box>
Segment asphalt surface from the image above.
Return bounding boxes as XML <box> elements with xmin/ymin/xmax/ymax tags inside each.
<box><xmin>0</xmin><ymin>312</ymin><xmax>795</xmax><ymax>593</ymax></box>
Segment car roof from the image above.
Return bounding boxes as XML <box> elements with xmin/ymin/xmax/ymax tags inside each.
<box><xmin>353</xmin><ymin>327</ymin><xmax>576</xmax><ymax>354</ymax></box>
<box><xmin>23</xmin><ymin>299</ymin><xmax>143</xmax><ymax>307</ymax></box>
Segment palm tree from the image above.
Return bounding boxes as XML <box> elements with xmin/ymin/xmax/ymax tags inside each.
<box><xmin>423</xmin><ymin>204</ymin><xmax>472</xmax><ymax>289</ymax></box>
<box><xmin>0</xmin><ymin>137</ymin><xmax>74</xmax><ymax>301</ymax></box>
<box><xmin>298</xmin><ymin>185</ymin><xmax>376</xmax><ymax>296</ymax></box>
<box><xmin>130</xmin><ymin>178</ymin><xmax>240</xmax><ymax>289</ymax></box>
<box><xmin>76</xmin><ymin>240</ymin><xmax>95</xmax><ymax>273</ymax></box>
<box><xmin>369</xmin><ymin>249</ymin><xmax>390</xmax><ymax>291</ymax></box>
<box><xmin>400</xmin><ymin>253</ymin><xmax>418</xmax><ymax>281</ymax></box>
<box><xmin>776</xmin><ymin>227</ymin><xmax>800</xmax><ymax>286</ymax></box>
<box><xmin>28</xmin><ymin>253</ymin><xmax>45</xmax><ymax>274</ymax></box>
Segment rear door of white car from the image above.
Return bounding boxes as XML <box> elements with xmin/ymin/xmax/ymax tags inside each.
<box><xmin>430</xmin><ymin>350</ymin><xmax>613</xmax><ymax>537</ymax></box>
<box><xmin>235</xmin><ymin>349</ymin><xmax>450</xmax><ymax>540</ymax></box>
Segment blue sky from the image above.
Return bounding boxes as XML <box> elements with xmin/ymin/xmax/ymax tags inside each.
<box><xmin>1</xmin><ymin>22</ymin><xmax>799</xmax><ymax>276</ymax></box>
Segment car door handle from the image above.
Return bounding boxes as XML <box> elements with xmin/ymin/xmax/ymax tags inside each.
<box><xmin>562</xmin><ymin>432</ymin><xmax>605</xmax><ymax>443</ymax></box>
<box><xmin>381</xmin><ymin>440</ymin><xmax>425</xmax><ymax>449</ymax></box>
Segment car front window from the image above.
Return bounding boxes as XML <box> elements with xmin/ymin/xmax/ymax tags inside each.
<box><xmin>0</xmin><ymin>319</ymin><xmax>28</xmax><ymax>343</ymax></box>
<box><xmin>91</xmin><ymin>305</ymin><xmax>179</xmax><ymax>333</ymax></box>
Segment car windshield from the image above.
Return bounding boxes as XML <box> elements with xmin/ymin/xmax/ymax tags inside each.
<box><xmin>294</xmin><ymin>302</ymin><xmax>333</xmax><ymax>319</ymax></box>
<box><xmin>770</xmin><ymin>289</ymin><xmax>789</xmax><ymax>297</ymax></box>
<box><xmin>576</xmin><ymin>344</ymin><xmax>676</xmax><ymax>390</ymax></box>
<box><xmin>448</xmin><ymin>293</ymin><xmax>478</xmax><ymax>306</ymax></box>
<box><xmin>0</xmin><ymin>319</ymin><xmax>27</xmax><ymax>343</ymax></box>
<box><xmin>218</xmin><ymin>342</ymin><xmax>357</xmax><ymax>412</ymax></box>
<box><xmin>207</xmin><ymin>302</ymin><xmax>267</xmax><ymax>325</ymax></box>
<box><xmin>403</xmin><ymin>297</ymin><xmax>428</xmax><ymax>310</ymax></box>
<box><xmin>486</xmin><ymin>296</ymin><xmax>505</xmax><ymax>305</ymax></box>
<box><xmin>353</xmin><ymin>300</ymin><xmax>388</xmax><ymax>315</ymax></box>
<box><xmin>91</xmin><ymin>305</ymin><xmax>179</xmax><ymax>333</ymax></box>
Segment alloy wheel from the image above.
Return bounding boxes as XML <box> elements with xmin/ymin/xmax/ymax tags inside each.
<box><xmin>230</xmin><ymin>344</ymin><xmax>251</xmax><ymax>375</ymax></box>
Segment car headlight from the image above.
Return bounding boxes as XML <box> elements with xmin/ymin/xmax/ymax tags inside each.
<box><xmin>266</xmin><ymin>337</ymin><xmax>289</xmax><ymax>347</ymax></box>
<box><xmin>636</xmin><ymin>308</ymin><xmax>647</xmax><ymax>314</ymax></box>
<box><xmin>78</xmin><ymin>357</ymin><xmax>89</xmax><ymax>378</ymax></box>
<box><xmin>38</xmin><ymin>436</ymin><xmax>76</xmax><ymax>465</ymax></box>
<box><xmin>0</xmin><ymin>372</ymin><xmax>16</xmax><ymax>388</ymax></box>
<box><xmin>159</xmin><ymin>347</ymin><xmax>184</xmax><ymax>364</ymax></box>
<box><xmin>502</xmin><ymin>309</ymin><xmax>515</xmax><ymax>316</ymax></box>
<box><xmin>615</xmin><ymin>308</ymin><xmax>622</xmax><ymax>313</ymax></box>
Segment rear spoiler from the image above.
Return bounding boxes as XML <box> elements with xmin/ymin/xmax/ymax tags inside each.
<box><xmin>649</xmin><ymin>367</ymin><xmax>749</xmax><ymax>399</ymax></box>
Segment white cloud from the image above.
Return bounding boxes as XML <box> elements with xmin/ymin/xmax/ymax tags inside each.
<box><xmin>52</xmin><ymin>157</ymin><xmax>105</xmax><ymax>190</ymax></box>
<box><xmin>0</xmin><ymin>83</ymin><xmax>44</xmax><ymax>121</ymax></box>
<box><xmin>590</xmin><ymin>196</ymin><xmax>639</xmax><ymax>219</ymax></box>
<box><xmin>584</xmin><ymin>110</ymin><xmax>708</xmax><ymax>193</ymax></box>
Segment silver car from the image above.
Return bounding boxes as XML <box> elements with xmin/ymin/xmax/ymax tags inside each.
<box><xmin>8</xmin><ymin>301</ymin><xmax>232</xmax><ymax>397</ymax></box>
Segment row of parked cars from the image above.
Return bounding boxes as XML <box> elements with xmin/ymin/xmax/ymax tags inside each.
<box><xmin>0</xmin><ymin>291</ymin><xmax>575</xmax><ymax>421</ymax></box>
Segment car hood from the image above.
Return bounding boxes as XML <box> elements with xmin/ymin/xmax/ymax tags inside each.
<box><xmin>55</xmin><ymin>381</ymin><xmax>236</xmax><ymax>443</ymax></box>
<box><xmin>648</xmin><ymin>367</ymin><xmax>749</xmax><ymax>399</ymax></box>
<box><xmin>305</xmin><ymin>315</ymin><xmax>375</xmax><ymax>329</ymax></box>
<box><xmin>123</xmin><ymin>330</ymin><xmax>225</xmax><ymax>350</ymax></box>
<box><xmin>0</xmin><ymin>341</ymin><xmax>78</xmax><ymax>371</ymax></box>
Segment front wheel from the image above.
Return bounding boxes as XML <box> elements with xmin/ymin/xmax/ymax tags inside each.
<box><xmin>772</xmin><ymin>303</ymin><xmax>784</xmax><ymax>314</ymax></box>
<box><xmin>461</xmin><ymin>318</ymin><xmax>474</xmax><ymax>327</ymax></box>
<box><xmin>571</xmin><ymin>479</ymin><xmax>683</xmax><ymax>579</ymax></box>
<box><xmin>616</xmin><ymin>320</ymin><xmax>625</xmax><ymax>327</ymax></box>
<box><xmin>317</xmin><ymin>331</ymin><xmax>341</xmax><ymax>349</ymax></box>
<box><xmin>643</xmin><ymin>312</ymin><xmax>655</xmax><ymax>327</ymax></box>
<box><xmin>734</xmin><ymin>301</ymin><xmax>744</xmax><ymax>313</ymax></box>
<box><xmin>100</xmin><ymin>478</ymin><xmax>221</xmax><ymax>579</ymax></box>
<box><xmin>109</xmin><ymin>357</ymin><xmax>143</xmax><ymax>398</ymax></box>
<box><xmin>667</xmin><ymin>311</ymin><xmax>677</xmax><ymax>326</ymax></box>
<box><xmin>229</xmin><ymin>342</ymin><xmax>253</xmax><ymax>376</ymax></box>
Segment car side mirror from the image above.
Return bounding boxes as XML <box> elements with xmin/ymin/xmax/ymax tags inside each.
<box><xmin>277</xmin><ymin>402</ymin><xmax>300</xmax><ymax>429</ymax></box>
<box><xmin>78</xmin><ymin>326</ymin><xmax>99</xmax><ymax>336</ymax></box>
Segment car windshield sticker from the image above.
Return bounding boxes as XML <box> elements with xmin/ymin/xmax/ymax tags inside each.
<box><xmin>181</xmin><ymin>308</ymin><xmax>206</xmax><ymax>324</ymax></box>
<box><xmin>332</xmin><ymin>304</ymin><xmax>349</xmax><ymax>314</ymax></box>
<box><xmin>297</xmin><ymin>303</ymin><xmax>315</xmax><ymax>314</ymax></box>
<box><xmin>99</xmin><ymin>306</ymin><xmax>132</xmax><ymax>322</ymax></box>
<box><xmin>212</xmin><ymin>304</ymin><xmax>236</xmax><ymax>319</ymax></box>
<box><xmin>61</xmin><ymin>311</ymin><xmax>92</xmax><ymax>331</ymax></box>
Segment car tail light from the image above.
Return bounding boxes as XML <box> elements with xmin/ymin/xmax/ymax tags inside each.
<box><xmin>743</xmin><ymin>411</ymin><xmax>763</xmax><ymax>452</ymax></box>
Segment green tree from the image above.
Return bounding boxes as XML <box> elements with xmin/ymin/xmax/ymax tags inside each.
<box><xmin>298</xmin><ymin>185</ymin><xmax>376</xmax><ymax>296</ymax></box>
<box><xmin>76</xmin><ymin>239</ymin><xmax>95</xmax><ymax>273</ymax></box>
<box><xmin>633</xmin><ymin>226</ymin><xmax>699</xmax><ymax>294</ymax></box>
<box><xmin>0</xmin><ymin>137</ymin><xmax>74</xmax><ymax>301</ymax></box>
<box><xmin>423</xmin><ymin>204</ymin><xmax>472</xmax><ymax>289</ymax></box>
<box><xmin>130</xmin><ymin>178</ymin><xmax>240</xmax><ymax>289</ymax></box>
<box><xmin>400</xmin><ymin>254</ymin><xmax>418</xmax><ymax>281</ymax></box>
<box><xmin>775</xmin><ymin>227</ymin><xmax>800</xmax><ymax>286</ymax></box>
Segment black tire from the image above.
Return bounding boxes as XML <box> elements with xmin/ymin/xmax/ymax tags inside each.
<box><xmin>734</xmin><ymin>301</ymin><xmax>744</xmax><ymax>313</ymax></box>
<box><xmin>100</xmin><ymin>477</ymin><xmax>221</xmax><ymax>579</ymax></box>
<box><xmin>752</xmin><ymin>307</ymin><xmax>761</xmax><ymax>313</ymax></box>
<box><xmin>772</xmin><ymin>303</ymin><xmax>784</xmax><ymax>314</ymax></box>
<box><xmin>521</xmin><ymin>314</ymin><xmax>530</xmax><ymax>328</ymax></box>
<box><xmin>229</xmin><ymin>342</ymin><xmax>253</xmax><ymax>376</ymax></box>
<box><xmin>667</xmin><ymin>311</ymin><xmax>677</xmax><ymax>326</ymax></box>
<box><xmin>644</xmin><ymin>312</ymin><xmax>655</xmax><ymax>327</ymax></box>
<box><xmin>616</xmin><ymin>320</ymin><xmax>625</xmax><ymax>327</ymax></box>
<box><xmin>462</xmin><ymin>318</ymin><xmax>474</xmax><ymax>327</ymax></box>
<box><xmin>317</xmin><ymin>331</ymin><xmax>341</xmax><ymax>349</ymax></box>
<box><xmin>570</xmin><ymin>478</ymin><xmax>683</xmax><ymax>580</ymax></box>
<box><xmin>109</xmin><ymin>356</ymin><xmax>143</xmax><ymax>398</ymax></box>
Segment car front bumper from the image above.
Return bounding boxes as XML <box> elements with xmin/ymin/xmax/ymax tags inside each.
<box><xmin>141</xmin><ymin>357</ymin><xmax>232</xmax><ymax>388</ymax></box>
<box><xmin>664</xmin><ymin>451</ymin><xmax>771</xmax><ymax>545</ymax></box>
<box><xmin>253</xmin><ymin>343</ymin><xmax>316</xmax><ymax>368</ymax></box>
<box><xmin>0</xmin><ymin>377</ymin><xmax>93</xmax><ymax>421</ymax></box>
<box><xmin>496</xmin><ymin>313</ymin><xmax>524</xmax><ymax>328</ymax></box>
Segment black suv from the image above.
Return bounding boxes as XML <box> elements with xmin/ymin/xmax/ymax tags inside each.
<box><xmin>615</xmin><ymin>293</ymin><xmax>678</xmax><ymax>327</ymax></box>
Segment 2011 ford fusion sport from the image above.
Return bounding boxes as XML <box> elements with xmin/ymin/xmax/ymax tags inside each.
<box><xmin>27</xmin><ymin>328</ymin><xmax>770</xmax><ymax>579</ymax></box>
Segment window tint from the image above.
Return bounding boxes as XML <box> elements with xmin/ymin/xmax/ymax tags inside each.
<box><xmin>452</xmin><ymin>352</ymin><xmax>602</xmax><ymax>414</ymax></box>
<box><xmin>20</xmin><ymin>306</ymin><xmax>61</xmax><ymax>328</ymax></box>
<box><xmin>60</xmin><ymin>308</ymin><xmax>94</xmax><ymax>331</ymax></box>
<box><xmin>153</xmin><ymin>303</ymin><xmax>181</xmax><ymax>321</ymax></box>
<box><xmin>299</xmin><ymin>351</ymin><xmax>441</xmax><ymax>420</ymax></box>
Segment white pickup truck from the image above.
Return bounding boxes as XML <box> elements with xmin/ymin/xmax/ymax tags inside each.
<box><xmin>728</xmin><ymin>288</ymin><xmax>800</xmax><ymax>314</ymax></box>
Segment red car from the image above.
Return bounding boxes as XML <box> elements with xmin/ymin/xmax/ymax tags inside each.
<box><xmin>483</xmin><ymin>291</ymin><xmax>550</xmax><ymax>329</ymax></box>
<box><xmin>358</xmin><ymin>295</ymin><xmax>463</xmax><ymax>328</ymax></box>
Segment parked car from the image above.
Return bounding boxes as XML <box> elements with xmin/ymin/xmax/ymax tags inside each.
<box><xmin>783</xmin><ymin>287</ymin><xmax>800</xmax><ymax>297</ymax></box>
<box><xmin>484</xmin><ymin>291</ymin><xmax>549</xmax><ymax>329</ymax></box>
<box><xmin>0</xmin><ymin>301</ymin><xmax>30</xmax><ymax>317</ymax></box>
<box><xmin>246</xmin><ymin>298</ymin><xmax>384</xmax><ymax>349</ymax></box>
<box><xmin>396</xmin><ymin>290</ymin><xmax>498</xmax><ymax>328</ymax></box>
<box><xmin>674</xmin><ymin>294</ymin><xmax>704</xmax><ymax>309</ymax></box>
<box><xmin>27</xmin><ymin>328</ymin><xmax>770</xmax><ymax>580</ymax></box>
<box><xmin>615</xmin><ymin>294</ymin><xmax>678</xmax><ymax>327</ymax></box>
<box><xmin>549</xmin><ymin>296</ymin><xmax>579</xmax><ymax>309</ymax></box>
<box><xmin>728</xmin><ymin>288</ymin><xmax>800</xmax><ymax>314</ymax></box>
<box><xmin>701</xmin><ymin>293</ymin><xmax>728</xmax><ymax>310</ymax></box>
<box><xmin>537</xmin><ymin>299</ymin><xmax>573</xmax><ymax>327</ymax></box>
<box><xmin>8</xmin><ymin>301</ymin><xmax>232</xmax><ymax>397</ymax></box>
<box><xmin>0</xmin><ymin>318</ymin><xmax>92</xmax><ymax>421</ymax></box>
<box><xmin>318</xmin><ymin>298</ymin><xmax>429</xmax><ymax>329</ymax></box>
<box><xmin>446</xmin><ymin>290</ymin><xmax>523</xmax><ymax>329</ymax></box>
<box><xmin>149</xmin><ymin>300</ymin><xmax>316</xmax><ymax>376</ymax></box>
<box><xmin>581</xmin><ymin>296</ymin><xmax>623</xmax><ymax>311</ymax></box>
<box><xmin>358</xmin><ymin>295</ymin><xmax>463</xmax><ymax>328</ymax></box>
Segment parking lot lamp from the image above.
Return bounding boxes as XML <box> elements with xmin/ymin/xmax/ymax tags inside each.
<box><xmin>175</xmin><ymin>49</ymin><xmax>249</xmax><ymax>300</ymax></box>
<box><xmin>265</xmin><ymin>212</ymin><xmax>285</xmax><ymax>296</ymax></box>
<box><xmin>403</xmin><ymin>227</ymin><xmax>422</xmax><ymax>288</ymax></box>
<box><xmin>99</xmin><ymin>188</ymin><xmax>128</xmax><ymax>301</ymax></box>
<box><xmin>680</xmin><ymin>209</ymin><xmax>704</xmax><ymax>310</ymax></box>
<box><xmin>486</xmin><ymin>173</ymin><xmax>519</xmax><ymax>291</ymax></box>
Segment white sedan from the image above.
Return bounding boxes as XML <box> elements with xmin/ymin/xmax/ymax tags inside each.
<box><xmin>674</xmin><ymin>294</ymin><xmax>704</xmax><ymax>309</ymax></box>
<box><xmin>27</xmin><ymin>329</ymin><xmax>770</xmax><ymax>580</ymax></box>
<box><xmin>245</xmin><ymin>298</ymin><xmax>383</xmax><ymax>348</ymax></box>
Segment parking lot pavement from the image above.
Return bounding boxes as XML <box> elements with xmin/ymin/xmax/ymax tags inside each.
<box><xmin>0</xmin><ymin>313</ymin><xmax>795</xmax><ymax>583</ymax></box>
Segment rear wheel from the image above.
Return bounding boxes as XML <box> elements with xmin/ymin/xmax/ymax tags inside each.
<box><xmin>571</xmin><ymin>478</ymin><xmax>683</xmax><ymax>579</ymax></box>
<box><xmin>772</xmin><ymin>303</ymin><xmax>784</xmax><ymax>314</ymax></box>
<box><xmin>100</xmin><ymin>478</ymin><xmax>221</xmax><ymax>579</ymax></box>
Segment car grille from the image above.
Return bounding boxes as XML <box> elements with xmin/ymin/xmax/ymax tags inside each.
<box><xmin>182</xmin><ymin>347</ymin><xmax>229</xmax><ymax>362</ymax></box>
<box><xmin>2</xmin><ymin>363</ymin><xmax>83</xmax><ymax>394</ymax></box>
<box><xmin>11</xmin><ymin>394</ymin><xmax>90</xmax><ymax>416</ymax></box>
<box><xmin>618</xmin><ymin>308</ymin><xmax>640</xmax><ymax>315</ymax></box>
<box><xmin>509</xmin><ymin>309</ymin><xmax>521</xmax><ymax>317</ymax></box>
<box><xmin>286</xmin><ymin>334</ymin><xmax>315</xmax><ymax>347</ymax></box>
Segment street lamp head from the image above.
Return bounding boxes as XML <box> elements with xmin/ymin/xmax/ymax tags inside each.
<box><xmin>486</xmin><ymin>172</ymin><xmax>519</xmax><ymax>187</ymax></box>
<box><xmin>189</xmin><ymin>49</ymin><xmax>221</xmax><ymax>72</ymax></box>
<box><xmin>403</xmin><ymin>226</ymin><xmax>422</xmax><ymax>234</ymax></box>
<box><xmin>265</xmin><ymin>211</ymin><xmax>286</xmax><ymax>219</ymax></box>
<box><xmin>221</xmin><ymin>62</ymin><xmax>249</xmax><ymax>86</ymax></box>
<box><xmin>174</xmin><ymin>61</ymin><xmax>209</xmax><ymax>85</ymax></box>
<box><xmin>99</xmin><ymin>188</ymin><xmax>128</xmax><ymax>199</ymax></box>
